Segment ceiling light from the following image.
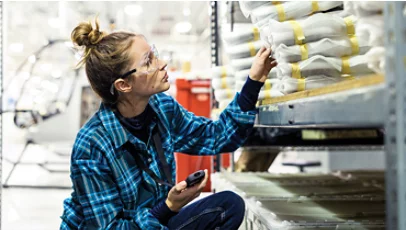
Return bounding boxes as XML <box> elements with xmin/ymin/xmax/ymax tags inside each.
<box><xmin>183</xmin><ymin>8</ymin><xmax>191</xmax><ymax>16</ymax></box>
<box><xmin>10</xmin><ymin>43</ymin><xmax>24</xmax><ymax>53</ymax></box>
<box><xmin>48</xmin><ymin>17</ymin><xmax>61</xmax><ymax>28</ymax></box>
<box><xmin>125</xmin><ymin>4</ymin><xmax>143</xmax><ymax>16</ymax></box>
<box><xmin>28</xmin><ymin>55</ymin><xmax>36</xmax><ymax>64</ymax></box>
<box><xmin>175</xmin><ymin>21</ymin><xmax>192</xmax><ymax>34</ymax></box>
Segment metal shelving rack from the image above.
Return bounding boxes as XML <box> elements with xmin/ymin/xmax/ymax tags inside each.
<box><xmin>0</xmin><ymin>2</ymin><xmax>3</xmax><ymax>228</ymax></box>
<box><xmin>210</xmin><ymin>2</ymin><xmax>406</xmax><ymax>229</ymax></box>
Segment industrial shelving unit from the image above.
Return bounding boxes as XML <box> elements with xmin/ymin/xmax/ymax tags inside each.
<box><xmin>210</xmin><ymin>1</ymin><xmax>406</xmax><ymax>229</ymax></box>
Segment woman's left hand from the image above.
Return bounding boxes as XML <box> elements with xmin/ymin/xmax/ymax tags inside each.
<box><xmin>249</xmin><ymin>47</ymin><xmax>277</xmax><ymax>83</ymax></box>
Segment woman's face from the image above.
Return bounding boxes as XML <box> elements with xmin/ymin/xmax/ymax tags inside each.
<box><xmin>126</xmin><ymin>36</ymin><xmax>170</xmax><ymax>97</ymax></box>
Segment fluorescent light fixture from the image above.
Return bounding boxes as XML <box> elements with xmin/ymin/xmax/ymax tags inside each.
<box><xmin>28</xmin><ymin>55</ymin><xmax>36</xmax><ymax>64</ymax></box>
<box><xmin>183</xmin><ymin>8</ymin><xmax>191</xmax><ymax>16</ymax></box>
<box><xmin>10</xmin><ymin>43</ymin><xmax>24</xmax><ymax>53</ymax></box>
<box><xmin>125</xmin><ymin>4</ymin><xmax>143</xmax><ymax>16</ymax></box>
<box><xmin>175</xmin><ymin>21</ymin><xmax>192</xmax><ymax>33</ymax></box>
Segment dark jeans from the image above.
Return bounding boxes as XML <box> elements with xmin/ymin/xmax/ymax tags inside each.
<box><xmin>167</xmin><ymin>191</ymin><xmax>245</xmax><ymax>230</ymax></box>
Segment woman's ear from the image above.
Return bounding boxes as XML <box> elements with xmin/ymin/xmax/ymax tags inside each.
<box><xmin>114</xmin><ymin>79</ymin><xmax>133</xmax><ymax>93</ymax></box>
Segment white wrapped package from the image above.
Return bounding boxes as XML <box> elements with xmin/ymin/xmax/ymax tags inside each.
<box><xmin>275</xmin><ymin>34</ymin><xmax>371</xmax><ymax>63</ymax></box>
<box><xmin>275</xmin><ymin>55</ymin><xmax>374</xmax><ymax>79</ymax></box>
<box><xmin>344</xmin><ymin>1</ymin><xmax>383</xmax><ymax>17</ymax></box>
<box><xmin>226</xmin><ymin>40</ymin><xmax>264</xmax><ymax>59</ymax></box>
<box><xmin>212</xmin><ymin>77</ymin><xmax>235</xmax><ymax>90</ymax></box>
<box><xmin>251</xmin><ymin>1</ymin><xmax>343</xmax><ymax>27</ymax></box>
<box><xmin>235</xmin><ymin>68</ymin><xmax>278</xmax><ymax>81</ymax></box>
<box><xmin>223</xmin><ymin>26</ymin><xmax>261</xmax><ymax>46</ymax></box>
<box><xmin>276</xmin><ymin>75</ymin><xmax>352</xmax><ymax>94</ymax></box>
<box><xmin>258</xmin><ymin>89</ymin><xmax>285</xmax><ymax>100</ymax></box>
<box><xmin>263</xmin><ymin>14</ymin><xmax>358</xmax><ymax>50</ymax></box>
<box><xmin>211</xmin><ymin>66</ymin><xmax>235</xmax><ymax>79</ymax></box>
<box><xmin>214</xmin><ymin>89</ymin><xmax>236</xmax><ymax>101</ymax></box>
<box><xmin>231</xmin><ymin>57</ymin><xmax>255</xmax><ymax>71</ymax></box>
<box><xmin>356</xmin><ymin>15</ymin><xmax>384</xmax><ymax>47</ymax></box>
<box><xmin>218</xmin><ymin>99</ymin><xmax>233</xmax><ymax>110</ymax></box>
<box><xmin>235</xmin><ymin>78</ymin><xmax>282</xmax><ymax>92</ymax></box>
<box><xmin>364</xmin><ymin>46</ymin><xmax>385</xmax><ymax>74</ymax></box>
<box><xmin>238</xmin><ymin>1</ymin><xmax>273</xmax><ymax>18</ymax></box>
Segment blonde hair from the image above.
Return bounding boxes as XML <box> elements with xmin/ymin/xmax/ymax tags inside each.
<box><xmin>71</xmin><ymin>17</ymin><xmax>136</xmax><ymax>106</ymax></box>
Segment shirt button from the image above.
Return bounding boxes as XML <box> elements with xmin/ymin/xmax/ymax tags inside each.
<box><xmin>148</xmin><ymin>158</ymin><xmax>152</xmax><ymax>162</ymax></box>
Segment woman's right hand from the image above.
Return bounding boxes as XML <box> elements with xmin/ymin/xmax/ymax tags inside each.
<box><xmin>165</xmin><ymin>169</ymin><xmax>209</xmax><ymax>212</ymax></box>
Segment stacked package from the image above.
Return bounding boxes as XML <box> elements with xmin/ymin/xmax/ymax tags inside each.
<box><xmin>211</xmin><ymin>23</ymin><xmax>284</xmax><ymax>110</ymax></box>
<box><xmin>343</xmin><ymin>1</ymin><xmax>384</xmax><ymax>74</ymax></box>
<box><xmin>238</xmin><ymin>1</ymin><xmax>377</xmax><ymax>96</ymax></box>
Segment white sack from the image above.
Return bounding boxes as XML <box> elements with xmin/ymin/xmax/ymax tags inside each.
<box><xmin>214</xmin><ymin>88</ymin><xmax>236</xmax><ymax>101</ymax></box>
<box><xmin>231</xmin><ymin>57</ymin><xmax>255</xmax><ymax>71</ymax></box>
<box><xmin>263</xmin><ymin>14</ymin><xmax>358</xmax><ymax>50</ymax></box>
<box><xmin>235</xmin><ymin>68</ymin><xmax>278</xmax><ymax>81</ymax></box>
<box><xmin>276</xmin><ymin>75</ymin><xmax>352</xmax><ymax>94</ymax></box>
<box><xmin>356</xmin><ymin>15</ymin><xmax>384</xmax><ymax>47</ymax></box>
<box><xmin>275</xmin><ymin>55</ymin><xmax>374</xmax><ymax>79</ymax></box>
<box><xmin>364</xmin><ymin>46</ymin><xmax>385</xmax><ymax>74</ymax></box>
<box><xmin>251</xmin><ymin>1</ymin><xmax>343</xmax><ymax>27</ymax></box>
<box><xmin>223</xmin><ymin>27</ymin><xmax>261</xmax><ymax>46</ymax></box>
<box><xmin>226</xmin><ymin>40</ymin><xmax>264</xmax><ymax>59</ymax></box>
<box><xmin>211</xmin><ymin>66</ymin><xmax>235</xmax><ymax>79</ymax></box>
<box><xmin>212</xmin><ymin>77</ymin><xmax>236</xmax><ymax>90</ymax></box>
<box><xmin>275</xmin><ymin>34</ymin><xmax>371</xmax><ymax>63</ymax></box>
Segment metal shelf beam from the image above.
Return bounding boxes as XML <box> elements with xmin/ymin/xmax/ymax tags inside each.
<box><xmin>258</xmin><ymin>84</ymin><xmax>385</xmax><ymax>128</ymax></box>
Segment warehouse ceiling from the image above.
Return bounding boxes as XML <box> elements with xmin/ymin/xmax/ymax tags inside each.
<box><xmin>4</xmin><ymin>1</ymin><xmax>211</xmax><ymax>72</ymax></box>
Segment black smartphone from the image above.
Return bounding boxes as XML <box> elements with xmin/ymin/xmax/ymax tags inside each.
<box><xmin>185</xmin><ymin>170</ymin><xmax>205</xmax><ymax>188</ymax></box>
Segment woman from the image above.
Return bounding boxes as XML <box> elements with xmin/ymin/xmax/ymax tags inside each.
<box><xmin>60</xmin><ymin>18</ymin><xmax>276</xmax><ymax>230</ymax></box>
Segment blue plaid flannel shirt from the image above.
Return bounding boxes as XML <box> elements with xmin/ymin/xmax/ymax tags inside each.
<box><xmin>60</xmin><ymin>92</ymin><xmax>256</xmax><ymax>229</ymax></box>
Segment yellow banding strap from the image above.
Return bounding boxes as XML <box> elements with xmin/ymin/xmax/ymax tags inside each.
<box><xmin>248</xmin><ymin>42</ymin><xmax>256</xmax><ymax>57</ymax></box>
<box><xmin>349</xmin><ymin>35</ymin><xmax>360</xmax><ymax>55</ymax></box>
<box><xmin>275</xmin><ymin>4</ymin><xmax>286</xmax><ymax>22</ymax></box>
<box><xmin>221</xmin><ymin>66</ymin><xmax>227</xmax><ymax>78</ymax></box>
<box><xmin>297</xmin><ymin>79</ymin><xmax>305</xmax><ymax>91</ymax></box>
<box><xmin>264</xmin><ymin>80</ymin><xmax>272</xmax><ymax>100</ymax></box>
<box><xmin>342</xmin><ymin>57</ymin><xmax>351</xmax><ymax>74</ymax></box>
<box><xmin>343</xmin><ymin>75</ymin><xmax>355</xmax><ymax>81</ymax></box>
<box><xmin>289</xmin><ymin>21</ymin><xmax>305</xmax><ymax>45</ymax></box>
<box><xmin>312</xmin><ymin>1</ymin><xmax>320</xmax><ymax>12</ymax></box>
<box><xmin>291</xmin><ymin>63</ymin><xmax>302</xmax><ymax>79</ymax></box>
<box><xmin>300</xmin><ymin>44</ymin><xmax>309</xmax><ymax>60</ymax></box>
<box><xmin>344</xmin><ymin>17</ymin><xmax>355</xmax><ymax>35</ymax></box>
<box><xmin>272</xmin><ymin>1</ymin><xmax>281</xmax><ymax>5</ymax></box>
<box><xmin>226</xmin><ymin>89</ymin><xmax>233</xmax><ymax>99</ymax></box>
<box><xmin>252</xmin><ymin>27</ymin><xmax>259</xmax><ymax>41</ymax></box>
<box><xmin>221</xmin><ymin>77</ymin><xmax>227</xmax><ymax>89</ymax></box>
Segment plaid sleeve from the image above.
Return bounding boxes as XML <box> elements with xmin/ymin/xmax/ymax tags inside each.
<box><xmin>72</xmin><ymin>157</ymin><xmax>167</xmax><ymax>229</ymax></box>
<box><xmin>171</xmin><ymin>93</ymin><xmax>256</xmax><ymax>155</ymax></box>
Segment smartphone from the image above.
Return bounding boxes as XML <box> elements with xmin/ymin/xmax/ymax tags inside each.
<box><xmin>185</xmin><ymin>170</ymin><xmax>205</xmax><ymax>188</ymax></box>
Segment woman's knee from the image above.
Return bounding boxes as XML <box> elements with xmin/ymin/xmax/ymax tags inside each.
<box><xmin>215</xmin><ymin>191</ymin><xmax>245</xmax><ymax>214</ymax></box>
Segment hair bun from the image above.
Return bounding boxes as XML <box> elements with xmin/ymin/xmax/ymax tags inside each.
<box><xmin>71</xmin><ymin>18</ymin><xmax>105</xmax><ymax>47</ymax></box>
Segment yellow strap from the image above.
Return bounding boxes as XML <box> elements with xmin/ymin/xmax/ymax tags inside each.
<box><xmin>297</xmin><ymin>79</ymin><xmax>306</xmax><ymax>91</ymax></box>
<box><xmin>265</xmin><ymin>80</ymin><xmax>272</xmax><ymax>91</ymax></box>
<box><xmin>342</xmin><ymin>57</ymin><xmax>351</xmax><ymax>74</ymax></box>
<box><xmin>252</xmin><ymin>27</ymin><xmax>259</xmax><ymax>41</ymax></box>
<box><xmin>349</xmin><ymin>35</ymin><xmax>360</xmax><ymax>55</ymax></box>
<box><xmin>288</xmin><ymin>21</ymin><xmax>305</xmax><ymax>45</ymax></box>
<box><xmin>311</xmin><ymin>1</ymin><xmax>320</xmax><ymax>12</ymax></box>
<box><xmin>291</xmin><ymin>63</ymin><xmax>302</xmax><ymax>79</ymax></box>
<box><xmin>275</xmin><ymin>4</ymin><xmax>286</xmax><ymax>22</ymax></box>
<box><xmin>264</xmin><ymin>80</ymin><xmax>272</xmax><ymax>100</ymax></box>
<box><xmin>344</xmin><ymin>17</ymin><xmax>355</xmax><ymax>35</ymax></box>
<box><xmin>343</xmin><ymin>75</ymin><xmax>355</xmax><ymax>81</ymax></box>
<box><xmin>221</xmin><ymin>77</ymin><xmax>227</xmax><ymax>89</ymax></box>
<box><xmin>272</xmin><ymin>1</ymin><xmax>281</xmax><ymax>5</ymax></box>
<box><xmin>221</xmin><ymin>66</ymin><xmax>227</xmax><ymax>78</ymax></box>
<box><xmin>300</xmin><ymin>44</ymin><xmax>309</xmax><ymax>60</ymax></box>
<box><xmin>226</xmin><ymin>89</ymin><xmax>233</xmax><ymax>99</ymax></box>
<box><xmin>248</xmin><ymin>42</ymin><xmax>256</xmax><ymax>57</ymax></box>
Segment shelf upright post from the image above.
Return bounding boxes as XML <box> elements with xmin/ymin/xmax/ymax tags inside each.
<box><xmin>384</xmin><ymin>2</ymin><xmax>406</xmax><ymax>230</ymax></box>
